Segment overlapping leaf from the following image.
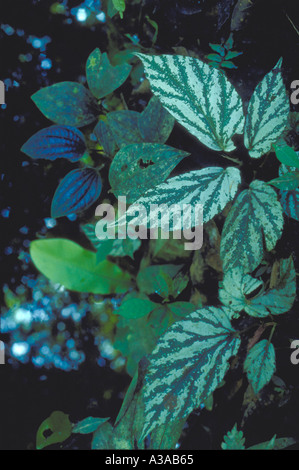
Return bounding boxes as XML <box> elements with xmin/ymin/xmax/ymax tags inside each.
<box><xmin>244</xmin><ymin>59</ymin><xmax>289</xmax><ymax>158</ymax></box>
<box><xmin>73</xmin><ymin>417</ymin><xmax>109</xmax><ymax>434</ymax></box>
<box><xmin>82</xmin><ymin>223</ymin><xmax>141</xmax><ymax>259</ymax></box>
<box><xmin>117</xmin><ymin>297</ymin><xmax>156</xmax><ymax>319</ymax></box>
<box><xmin>109</xmin><ymin>143</ymin><xmax>189</xmax><ymax>203</ymax></box>
<box><xmin>220</xmin><ymin>180</ymin><xmax>284</xmax><ymax>273</ymax></box>
<box><xmin>107</xmin><ymin>110</ymin><xmax>144</xmax><ymax>148</ymax></box>
<box><xmin>86</xmin><ymin>48</ymin><xmax>131</xmax><ymax>99</ymax></box>
<box><xmin>136</xmin><ymin>264</ymin><xmax>183</xmax><ymax>298</ymax></box>
<box><xmin>138</xmin><ymin>96</ymin><xmax>175</xmax><ymax>143</ymax></box>
<box><xmin>269</xmin><ymin>172</ymin><xmax>299</xmax><ymax>190</ymax></box>
<box><xmin>244</xmin><ymin>340</ymin><xmax>276</xmax><ymax>394</ymax></box>
<box><xmin>94</xmin><ymin>119</ymin><xmax>118</xmax><ymax>157</ymax></box>
<box><xmin>21</xmin><ymin>125</ymin><xmax>86</xmax><ymax>161</ymax></box>
<box><xmin>279</xmin><ymin>159</ymin><xmax>299</xmax><ymax>221</ymax></box>
<box><xmin>115</xmin><ymin>315</ymin><xmax>157</xmax><ymax>376</ymax></box>
<box><xmin>119</xmin><ymin>167</ymin><xmax>241</xmax><ymax>230</ymax></box>
<box><xmin>140</xmin><ymin>306</ymin><xmax>241</xmax><ymax>438</ymax></box>
<box><xmin>91</xmin><ymin>422</ymin><xmax>114</xmax><ymax>449</ymax></box>
<box><xmin>32</xmin><ymin>82</ymin><xmax>99</xmax><ymax>127</ymax></box>
<box><xmin>51</xmin><ymin>168</ymin><xmax>102</xmax><ymax>218</ymax></box>
<box><xmin>219</xmin><ymin>257</ymin><xmax>296</xmax><ymax>317</ymax></box>
<box><xmin>136</xmin><ymin>53</ymin><xmax>245</xmax><ymax>152</ymax></box>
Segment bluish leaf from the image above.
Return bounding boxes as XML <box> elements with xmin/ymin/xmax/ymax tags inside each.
<box><xmin>21</xmin><ymin>125</ymin><xmax>86</xmax><ymax>161</ymax></box>
<box><xmin>206</xmin><ymin>53</ymin><xmax>222</xmax><ymax>63</ymax></box>
<box><xmin>51</xmin><ymin>168</ymin><xmax>102</xmax><ymax>218</ymax></box>
<box><xmin>221</xmin><ymin>61</ymin><xmax>237</xmax><ymax>69</ymax></box>
<box><xmin>225</xmin><ymin>50</ymin><xmax>243</xmax><ymax>60</ymax></box>
<box><xmin>209</xmin><ymin>43</ymin><xmax>225</xmax><ymax>55</ymax></box>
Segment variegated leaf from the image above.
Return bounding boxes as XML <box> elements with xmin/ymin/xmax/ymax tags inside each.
<box><xmin>136</xmin><ymin>53</ymin><xmax>245</xmax><ymax>152</ymax></box>
<box><xmin>220</xmin><ymin>180</ymin><xmax>284</xmax><ymax>273</ymax></box>
<box><xmin>281</xmin><ymin>190</ymin><xmax>299</xmax><ymax>221</ymax></box>
<box><xmin>118</xmin><ymin>167</ymin><xmax>241</xmax><ymax>230</ymax></box>
<box><xmin>244</xmin><ymin>340</ymin><xmax>276</xmax><ymax>394</ymax></box>
<box><xmin>219</xmin><ymin>267</ymin><xmax>263</xmax><ymax>317</ymax></box>
<box><xmin>140</xmin><ymin>306</ymin><xmax>241</xmax><ymax>439</ymax></box>
<box><xmin>244</xmin><ymin>59</ymin><xmax>289</xmax><ymax>158</ymax></box>
<box><xmin>279</xmin><ymin>159</ymin><xmax>299</xmax><ymax>221</ymax></box>
<box><xmin>219</xmin><ymin>258</ymin><xmax>296</xmax><ymax>317</ymax></box>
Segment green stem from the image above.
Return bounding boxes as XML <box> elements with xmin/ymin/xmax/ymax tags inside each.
<box><xmin>285</xmin><ymin>12</ymin><xmax>299</xmax><ymax>37</ymax></box>
<box><xmin>268</xmin><ymin>323</ymin><xmax>277</xmax><ymax>345</ymax></box>
<box><xmin>221</xmin><ymin>153</ymin><xmax>242</xmax><ymax>166</ymax></box>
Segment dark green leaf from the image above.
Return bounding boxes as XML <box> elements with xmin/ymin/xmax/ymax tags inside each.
<box><xmin>138</xmin><ymin>96</ymin><xmax>175</xmax><ymax>143</ymax></box>
<box><xmin>107</xmin><ymin>110</ymin><xmax>143</xmax><ymax>148</ymax></box>
<box><xmin>221</xmin><ymin>61</ymin><xmax>237</xmax><ymax>69</ymax></box>
<box><xmin>136</xmin><ymin>264</ymin><xmax>183</xmax><ymax>298</ymax></box>
<box><xmin>206</xmin><ymin>53</ymin><xmax>222</xmax><ymax>63</ymax></box>
<box><xmin>115</xmin><ymin>316</ymin><xmax>157</xmax><ymax>376</ymax></box>
<box><xmin>109</xmin><ymin>143</ymin><xmax>188</xmax><ymax>203</ymax></box>
<box><xmin>268</xmin><ymin>171</ymin><xmax>299</xmax><ymax>190</ymax></box>
<box><xmin>86</xmin><ymin>48</ymin><xmax>131</xmax><ymax>99</ymax></box>
<box><xmin>225</xmin><ymin>50</ymin><xmax>243</xmax><ymax>60</ymax></box>
<box><xmin>116</xmin><ymin>297</ymin><xmax>156</xmax><ymax>319</ymax></box>
<box><xmin>94</xmin><ymin>119</ymin><xmax>118</xmax><ymax>157</ymax></box>
<box><xmin>96</xmin><ymin>238</ymin><xmax>115</xmax><ymax>264</ymax></box>
<box><xmin>167</xmin><ymin>302</ymin><xmax>195</xmax><ymax>317</ymax></box>
<box><xmin>244</xmin><ymin>340</ymin><xmax>276</xmax><ymax>394</ymax></box>
<box><xmin>273</xmin><ymin>144</ymin><xmax>299</xmax><ymax>168</ymax></box>
<box><xmin>32</xmin><ymin>82</ymin><xmax>99</xmax><ymax>127</ymax></box>
<box><xmin>209</xmin><ymin>43</ymin><xmax>225</xmax><ymax>55</ymax></box>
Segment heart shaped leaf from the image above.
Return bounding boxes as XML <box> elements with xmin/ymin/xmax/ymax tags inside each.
<box><xmin>86</xmin><ymin>48</ymin><xmax>131</xmax><ymax>99</ymax></box>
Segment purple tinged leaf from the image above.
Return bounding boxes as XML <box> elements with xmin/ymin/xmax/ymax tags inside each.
<box><xmin>21</xmin><ymin>125</ymin><xmax>86</xmax><ymax>161</ymax></box>
<box><xmin>51</xmin><ymin>168</ymin><xmax>102</xmax><ymax>218</ymax></box>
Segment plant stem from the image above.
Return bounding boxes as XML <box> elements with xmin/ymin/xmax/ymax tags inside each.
<box><xmin>221</xmin><ymin>153</ymin><xmax>242</xmax><ymax>166</ymax></box>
